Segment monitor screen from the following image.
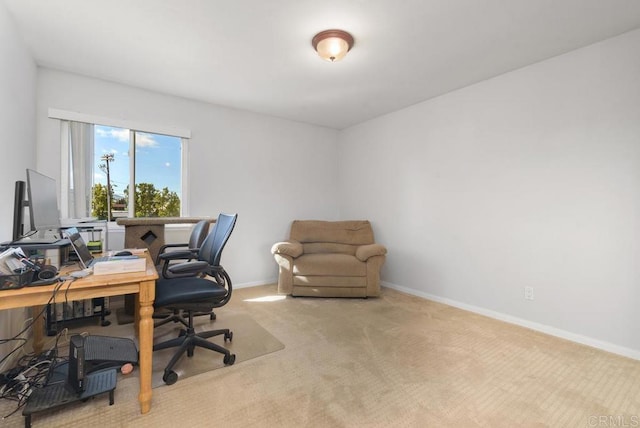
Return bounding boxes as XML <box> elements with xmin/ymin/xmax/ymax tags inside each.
<box><xmin>26</xmin><ymin>169</ymin><xmax>61</xmax><ymax>232</ymax></box>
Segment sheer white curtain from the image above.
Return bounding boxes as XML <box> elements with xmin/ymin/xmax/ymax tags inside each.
<box><xmin>67</xmin><ymin>121</ymin><xmax>94</xmax><ymax>218</ymax></box>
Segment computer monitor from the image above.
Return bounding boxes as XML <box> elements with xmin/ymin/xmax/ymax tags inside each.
<box><xmin>27</xmin><ymin>169</ymin><xmax>60</xmax><ymax>231</ymax></box>
<box><xmin>11</xmin><ymin>169</ymin><xmax>62</xmax><ymax>243</ymax></box>
<box><xmin>25</xmin><ymin>169</ymin><xmax>61</xmax><ymax>232</ymax></box>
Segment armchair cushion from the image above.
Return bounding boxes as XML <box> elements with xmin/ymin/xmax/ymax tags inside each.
<box><xmin>293</xmin><ymin>253</ymin><xmax>366</xmax><ymax>277</ymax></box>
<box><xmin>290</xmin><ymin>220</ymin><xmax>374</xmax><ymax>245</ymax></box>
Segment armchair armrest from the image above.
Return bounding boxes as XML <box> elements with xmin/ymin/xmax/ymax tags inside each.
<box><xmin>271</xmin><ymin>240</ymin><xmax>303</xmax><ymax>258</ymax></box>
<box><xmin>355</xmin><ymin>244</ymin><xmax>387</xmax><ymax>261</ymax></box>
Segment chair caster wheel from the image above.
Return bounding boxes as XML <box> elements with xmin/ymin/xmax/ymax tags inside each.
<box><xmin>210</xmin><ymin>313</ymin><xmax>216</xmax><ymax>320</ymax></box>
<box><xmin>224</xmin><ymin>331</ymin><xmax>233</xmax><ymax>342</ymax></box>
<box><xmin>163</xmin><ymin>370</ymin><xmax>178</xmax><ymax>385</ymax></box>
<box><xmin>223</xmin><ymin>354</ymin><xmax>236</xmax><ymax>365</ymax></box>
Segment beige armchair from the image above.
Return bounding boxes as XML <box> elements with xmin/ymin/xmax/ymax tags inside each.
<box><xmin>271</xmin><ymin>220</ymin><xmax>386</xmax><ymax>297</ymax></box>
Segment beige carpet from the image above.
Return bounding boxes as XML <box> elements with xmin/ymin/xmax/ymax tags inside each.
<box><xmin>2</xmin><ymin>284</ymin><xmax>640</xmax><ymax>427</ymax></box>
<box><xmin>34</xmin><ymin>306</ymin><xmax>284</xmax><ymax>388</ymax></box>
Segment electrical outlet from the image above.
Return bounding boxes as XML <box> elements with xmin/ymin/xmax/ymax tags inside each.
<box><xmin>524</xmin><ymin>286</ymin><xmax>534</xmax><ymax>300</ymax></box>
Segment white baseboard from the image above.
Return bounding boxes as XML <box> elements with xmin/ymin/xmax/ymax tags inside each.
<box><xmin>234</xmin><ymin>278</ymin><xmax>277</xmax><ymax>289</ymax></box>
<box><xmin>381</xmin><ymin>281</ymin><xmax>640</xmax><ymax>361</ymax></box>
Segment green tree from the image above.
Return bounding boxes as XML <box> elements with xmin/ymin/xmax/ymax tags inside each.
<box><xmin>156</xmin><ymin>187</ymin><xmax>181</xmax><ymax>217</ymax></box>
<box><xmin>135</xmin><ymin>183</ymin><xmax>159</xmax><ymax>217</ymax></box>
<box><xmin>92</xmin><ymin>182</ymin><xmax>180</xmax><ymax>218</ymax></box>
<box><xmin>91</xmin><ymin>183</ymin><xmax>109</xmax><ymax>220</ymax></box>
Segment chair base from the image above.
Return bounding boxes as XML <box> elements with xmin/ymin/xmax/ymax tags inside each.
<box><xmin>153</xmin><ymin>309</ymin><xmax>216</xmax><ymax>329</ymax></box>
<box><xmin>153</xmin><ymin>325</ymin><xmax>235</xmax><ymax>385</ymax></box>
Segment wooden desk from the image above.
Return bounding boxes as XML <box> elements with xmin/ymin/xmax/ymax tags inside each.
<box><xmin>0</xmin><ymin>253</ymin><xmax>158</xmax><ymax>414</ymax></box>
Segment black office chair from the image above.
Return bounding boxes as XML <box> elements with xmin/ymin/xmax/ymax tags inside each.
<box><xmin>153</xmin><ymin>220</ymin><xmax>212</xmax><ymax>328</ymax></box>
<box><xmin>152</xmin><ymin>213</ymin><xmax>238</xmax><ymax>385</ymax></box>
<box><xmin>155</xmin><ymin>219</ymin><xmax>210</xmax><ymax>278</ymax></box>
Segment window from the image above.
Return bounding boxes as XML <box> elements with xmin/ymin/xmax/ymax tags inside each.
<box><xmin>53</xmin><ymin>110</ymin><xmax>190</xmax><ymax>221</ymax></box>
<box><xmin>93</xmin><ymin>126</ymin><xmax>183</xmax><ymax>220</ymax></box>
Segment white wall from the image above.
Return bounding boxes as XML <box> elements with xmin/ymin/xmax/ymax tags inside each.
<box><xmin>0</xmin><ymin>2</ymin><xmax>37</xmax><ymax>370</ymax></box>
<box><xmin>338</xmin><ymin>29</ymin><xmax>640</xmax><ymax>356</ymax></box>
<box><xmin>36</xmin><ymin>69</ymin><xmax>340</xmax><ymax>286</ymax></box>
<box><xmin>0</xmin><ymin>5</ymin><xmax>36</xmax><ymax>240</ymax></box>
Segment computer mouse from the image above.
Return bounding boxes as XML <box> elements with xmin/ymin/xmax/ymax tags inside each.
<box><xmin>114</xmin><ymin>250</ymin><xmax>133</xmax><ymax>257</ymax></box>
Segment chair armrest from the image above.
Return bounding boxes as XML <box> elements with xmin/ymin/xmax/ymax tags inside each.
<box><xmin>271</xmin><ymin>240</ymin><xmax>303</xmax><ymax>258</ymax></box>
<box><xmin>159</xmin><ymin>242</ymin><xmax>189</xmax><ymax>251</ymax></box>
<box><xmin>157</xmin><ymin>249</ymin><xmax>198</xmax><ymax>262</ymax></box>
<box><xmin>355</xmin><ymin>244</ymin><xmax>387</xmax><ymax>261</ymax></box>
<box><xmin>155</xmin><ymin>242</ymin><xmax>190</xmax><ymax>264</ymax></box>
<box><xmin>166</xmin><ymin>260</ymin><xmax>210</xmax><ymax>276</ymax></box>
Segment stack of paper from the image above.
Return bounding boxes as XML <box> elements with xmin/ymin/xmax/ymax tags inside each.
<box><xmin>0</xmin><ymin>247</ymin><xmax>28</xmax><ymax>275</ymax></box>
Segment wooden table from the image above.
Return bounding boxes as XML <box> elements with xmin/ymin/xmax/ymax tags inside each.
<box><xmin>0</xmin><ymin>252</ymin><xmax>158</xmax><ymax>414</ymax></box>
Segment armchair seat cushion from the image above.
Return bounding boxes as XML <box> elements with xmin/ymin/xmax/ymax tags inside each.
<box><xmin>293</xmin><ymin>253</ymin><xmax>366</xmax><ymax>277</ymax></box>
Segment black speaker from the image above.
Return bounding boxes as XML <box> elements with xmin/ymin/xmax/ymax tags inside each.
<box><xmin>12</xmin><ymin>181</ymin><xmax>26</xmax><ymax>242</ymax></box>
<box><xmin>28</xmin><ymin>264</ymin><xmax>59</xmax><ymax>286</ymax></box>
<box><xmin>38</xmin><ymin>265</ymin><xmax>58</xmax><ymax>280</ymax></box>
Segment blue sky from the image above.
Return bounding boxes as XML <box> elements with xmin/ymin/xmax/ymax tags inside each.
<box><xmin>93</xmin><ymin>125</ymin><xmax>181</xmax><ymax>198</ymax></box>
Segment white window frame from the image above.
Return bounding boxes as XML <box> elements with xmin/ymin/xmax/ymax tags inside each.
<box><xmin>50</xmin><ymin>108</ymin><xmax>191</xmax><ymax>221</ymax></box>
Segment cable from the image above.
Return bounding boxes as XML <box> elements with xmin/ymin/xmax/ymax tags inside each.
<box><xmin>1</xmin><ymin>324</ymin><xmax>69</xmax><ymax>419</ymax></box>
<box><xmin>0</xmin><ymin>317</ymin><xmax>36</xmax><ymax>366</ymax></box>
<box><xmin>0</xmin><ymin>277</ymin><xmax>80</xmax><ymax>418</ymax></box>
<box><xmin>47</xmin><ymin>278</ymin><xmax>76</xmax><ymax>340</ymax></box>
<box><xmin>63</xmin><ymin>277</ymin><xmax>78</xmax><ymax>305</ymax></box>
<box><xmin>0</xmin><ymin>279</ymin><xmax>66</xmax><ymax>368</ymax></box>
<box><xmin>1</xmin><ymin>354</ymin><xmax>58</xmax><ymax>418</ymax></box>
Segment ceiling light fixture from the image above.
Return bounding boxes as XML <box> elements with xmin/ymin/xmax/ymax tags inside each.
<box><xmin>312</xmin><ymin>29</ymin><xmax>354</xmax><ymax>62</ymax></box>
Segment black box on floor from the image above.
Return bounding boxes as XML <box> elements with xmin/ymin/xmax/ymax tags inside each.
<box><xmin>68</xmin><ymin>335</ymin><xmax>86</xmax><ymax>394</ymax></box>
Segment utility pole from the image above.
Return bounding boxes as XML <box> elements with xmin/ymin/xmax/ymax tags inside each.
<box><xmin>99</xmin><ymin>153</ymin><xmax>115</xmax><ymax>221</ymax></box>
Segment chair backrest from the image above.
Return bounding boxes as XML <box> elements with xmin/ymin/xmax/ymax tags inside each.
<box><xmin>189</xmin><ymin>220</ymin><xmax>210</xmax><ymax>249</ymax></box>
<box><xmin>199</xmin><ymin>213</ymin><xmax>238</xmax><ymax>267</ymax></box>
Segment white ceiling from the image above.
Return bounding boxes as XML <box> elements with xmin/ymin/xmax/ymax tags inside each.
<box><xmin>4</xmin><ymin>0</ymin><xmax>640</xmax><ymax>129</ymax></box>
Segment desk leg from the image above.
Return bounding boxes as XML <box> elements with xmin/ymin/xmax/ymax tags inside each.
<box><xmin>31</xmin><ymin>305</ymin><xmax>45</xmax><ymax>354</ymax></box>
<box><xmin>137</xmin><ymin>280</ymin><xmax>155</xmax><ymax>414</ymax></box>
